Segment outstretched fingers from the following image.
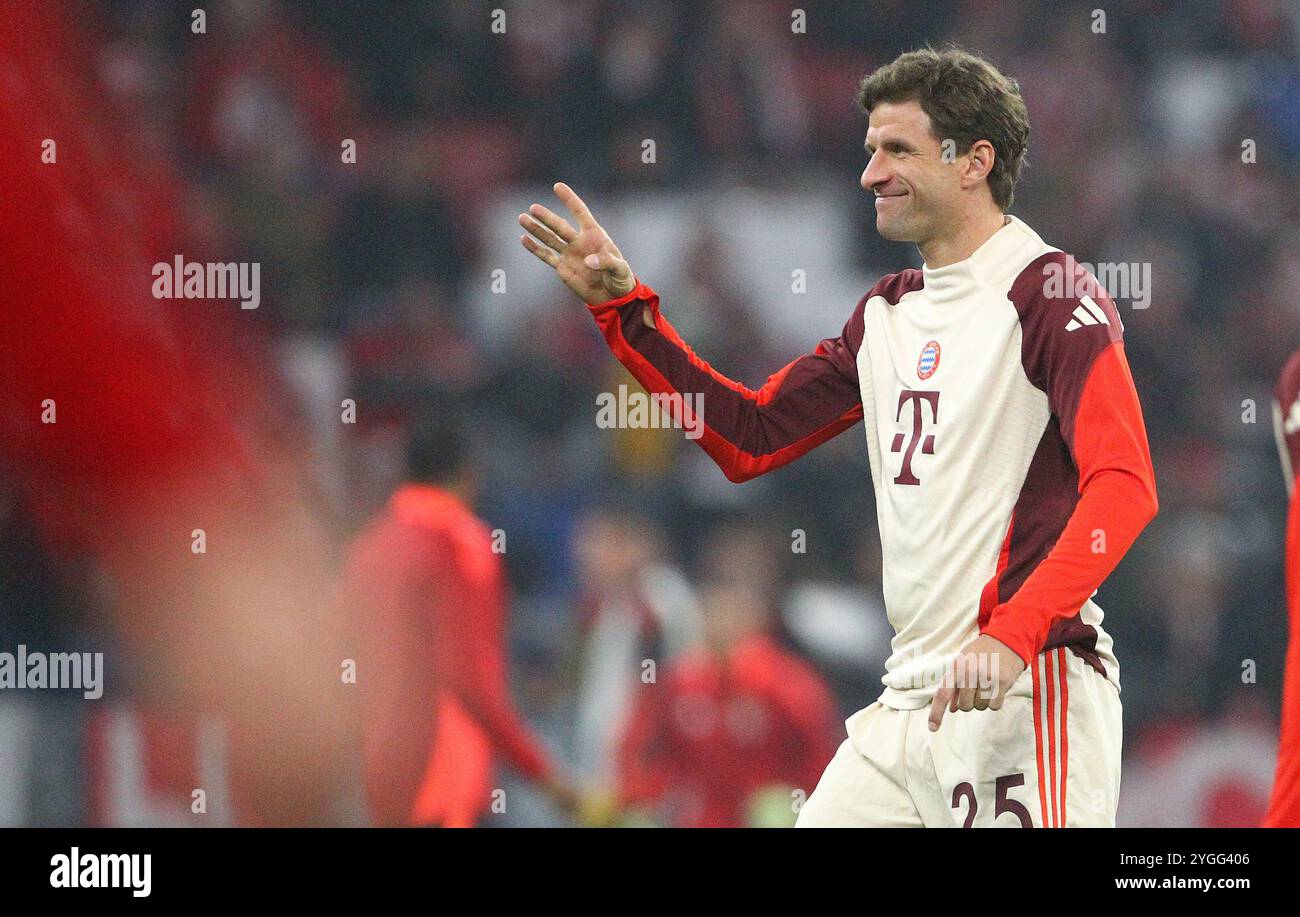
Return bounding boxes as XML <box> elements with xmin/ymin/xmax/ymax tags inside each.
<box><xmin>520</xmin><ymin>233</ymin><xmax>559</xmax><ymax>267</ymax></box>
<box><xmin>519</xmin><ymin>212</ymin><xmax>568</xmax><ymax>252</ymax></box>
<box><xmin>526</xmin><ymin>203</ymin><xmax>577</xmax><ymax>244</ymax></box>
<box><xmin>554</xmin><ymin>182</ymin><xmax>598</xmax><ymax>229</ymax></box>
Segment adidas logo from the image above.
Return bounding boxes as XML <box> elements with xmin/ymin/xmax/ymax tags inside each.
<box><xmin>1065</xmin><ymin>295</ymin><xmax>1110</xmax><ymax>331</ymax></box>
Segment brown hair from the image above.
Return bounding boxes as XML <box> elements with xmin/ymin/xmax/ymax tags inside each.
<box><xmin>858</xmin><ymin>45</ymin><xmax>1029</xmax><ymax>210</ymax></box>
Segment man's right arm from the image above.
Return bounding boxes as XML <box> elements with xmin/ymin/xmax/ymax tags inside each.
<box><xmin>519</xmin><ymin>182</ymin><xmax>865</xmax><ymax>481</ymax></box>
<box><xmin>587</xmin><ymin>281</ymin><xmax>866</xmax><ymax>482</ymax></box>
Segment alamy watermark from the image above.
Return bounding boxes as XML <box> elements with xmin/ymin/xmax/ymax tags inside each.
<box><xmin>0</xmin><ymin>645</ymin><xmax>104</xmax><ymax>699</ymax></box>
<box><xmin>1043</xmin><ymin>259</ymin><xmax>1151</xmax><ymax>310</ymax></box>
<box><xmin>50</xmin><ymin>847</ymin><xmax>150</xmax><ymax>897</ymax></box>
<box><xmin>152</xmin><ymin>255</ymin><xmax>260</xmax><ymax>310</ymax></box>
<box><xmin>892</xmin><ymin>644</ymin><xmax>1000</xmax><ymax>697</ymax></box>
<box><xmin>596</xmin><ymin>384</ymin><xmax>704</xmax><ymax>440</ymax></box>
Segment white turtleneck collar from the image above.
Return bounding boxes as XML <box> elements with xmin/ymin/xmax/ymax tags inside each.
<box><xmin>919</xmin><ymin>215</ymin><xmax>1043</xmax><ymax>304</ymax></box>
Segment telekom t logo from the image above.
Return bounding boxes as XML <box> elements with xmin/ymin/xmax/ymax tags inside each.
<box><xmin>891</xmin><ymin>390</ymin><xmax>939</xmax><ymax>485</ymax></box>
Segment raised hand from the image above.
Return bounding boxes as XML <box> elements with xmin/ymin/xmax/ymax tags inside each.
<box><xmin>519</xmin><ymin>182</ymin><xmax>636</xmax><ymax>305</ymax></box>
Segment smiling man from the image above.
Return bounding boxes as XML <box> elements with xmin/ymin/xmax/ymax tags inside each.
<box><xmin>519</xmin><ymin>46</ymin><xmax>1157</xmax><ymax>827</ymax></box>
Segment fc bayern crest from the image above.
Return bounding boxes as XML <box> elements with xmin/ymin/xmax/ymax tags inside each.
<box><xmin>917</xmin><ymin>340</ymin><xmax>941</xmax><ymax>380</ymax></box>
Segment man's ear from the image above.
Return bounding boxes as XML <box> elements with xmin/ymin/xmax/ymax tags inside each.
<box><xmin>963</xmin><ymin>139</ymin><xmax>997</xmax><ymax>189</ymax></box>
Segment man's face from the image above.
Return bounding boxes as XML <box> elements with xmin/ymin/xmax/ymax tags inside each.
<box><xmin>860</xmin><ymin>100</ymin><xmax>960</xmax><ymax>244</ymax></box>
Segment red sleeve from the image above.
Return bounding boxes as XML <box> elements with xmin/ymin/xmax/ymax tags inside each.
<box><xmin>983</xmin><ymin>257</ymin><xmax>1158</xmax><ymax>664</ymax></box>
<box><xmin>587</xmin><ymin>280</ymin><xmax>866</xmax><ymax>482</ymax></box>
<box><xmin>438</xmin><ymin>536</ymin><xmax>553</xmax><ymax>781</ymax></box>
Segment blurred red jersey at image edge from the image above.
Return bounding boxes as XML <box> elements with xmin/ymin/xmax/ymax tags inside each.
<box><xmin>343</xmin><ymin>484</ymin><xmax>553</xmax><ymax>827</ymax></box>
<box><xmin>1266</xmin><ymin>351</ymin><xmax>1300</xmax><ymax>827</ymax></box>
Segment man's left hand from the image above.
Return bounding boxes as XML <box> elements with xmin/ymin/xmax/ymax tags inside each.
<box><xmin>928</xmin><ymin>634</ymin><xmax>1026</xmax><ymax>732</ymax></box>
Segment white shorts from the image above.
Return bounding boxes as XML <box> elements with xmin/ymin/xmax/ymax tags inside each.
<box><xmin>796</xmin><ymin>646</ymin><xmax>1122</xmax><ymax>827</ymax></box>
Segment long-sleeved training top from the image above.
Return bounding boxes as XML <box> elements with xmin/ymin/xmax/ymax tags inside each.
<box><xmin>587</xmin><ymin>216</ymin><xmax>1158</xmax><ymax>709</ymax></box>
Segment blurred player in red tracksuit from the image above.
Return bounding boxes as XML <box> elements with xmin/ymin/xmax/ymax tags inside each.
<box><xmin>344</xmin><ymin>406</ymin><xmax>576</xmax><ymax>826</ymax></box>
<box><xmin>617</xmin><ymin>525</ymin><xmax>839</xmax><ymax>827</ymax></box>
<box><xmin>1267</xmin><ymin>352</ymin><xmax>1300</xmax><ymax>827</ymax></box>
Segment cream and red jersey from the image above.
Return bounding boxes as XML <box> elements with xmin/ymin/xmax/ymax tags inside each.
<box><xmin>587</xmin><ymin>216</ymin><xmax>1158</xmax><ymax>709</ymax></box>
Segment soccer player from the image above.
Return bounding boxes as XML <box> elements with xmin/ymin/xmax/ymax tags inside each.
<box><xmin>520</xmin><ymin>46</ymin><xmax>1157</xmax><ymax>827</ymax></box>
<box><xmin>343</xmin><ymin>405</ymin><xmax>577</xmax><ymax>826</ymax></box>
<box><xmin>1265</xmin><ymin>351</ymin><xmax>1300</xmax><ymax>826</ymax></box>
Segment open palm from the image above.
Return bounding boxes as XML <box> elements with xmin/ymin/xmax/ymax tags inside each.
<box><xmin>519</xmin><ymin>183</ymin><xmax>635</xmax><ymax>304</ymax></box>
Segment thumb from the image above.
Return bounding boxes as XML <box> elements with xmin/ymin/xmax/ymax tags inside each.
<box><xmin>584</xmin><ymin>244</ymin><xmax>629</xmax><ymax>276</ymax></box>
<box><xmin>928</xmin><ymin>685</ymin><xmax>950</xmax><ymax>732</ymax></box>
